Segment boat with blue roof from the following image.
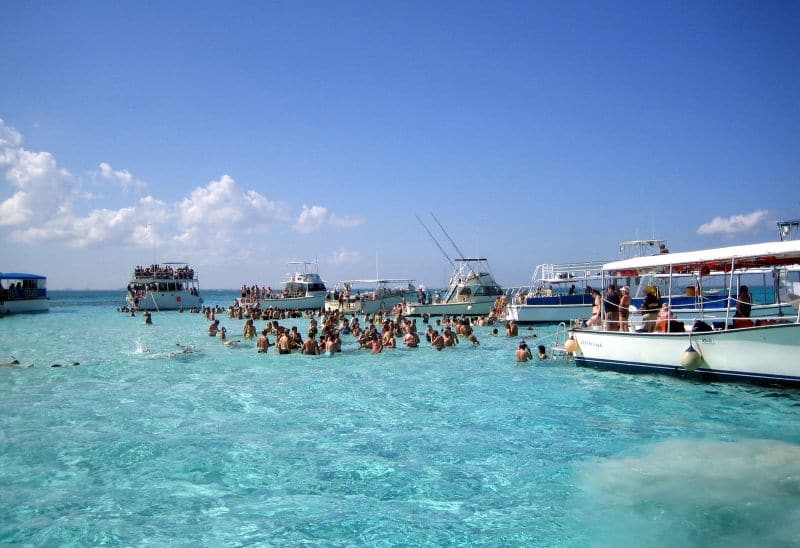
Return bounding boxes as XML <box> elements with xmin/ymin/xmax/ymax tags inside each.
<box><xmin>0</xmin><ymin>272</ymin><xmax>49</xmax><ymax>314</ymax></box>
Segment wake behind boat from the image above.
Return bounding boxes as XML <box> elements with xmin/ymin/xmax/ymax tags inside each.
<box><xmin>126</xmin><ymin>262</ymin><xmax>203</xmax><ymax>311</ymax></box>
<box><xmin>0</xmin><ymin>272</ymin><xmax>49</xmax><ymax>314</ymax></box>
<box><xmin>566</xmin><ymin>240</ymin><xmax>800</xmax><ymax>387</ymax></box>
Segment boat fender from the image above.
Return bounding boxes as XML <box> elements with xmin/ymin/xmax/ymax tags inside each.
<box><xmin>680</xmin><ymin>346</ymin><xmax>702</xmax><ymax>370</ymax></box>
<box><xmin>564</xmin><ymin>337</ymin><xmax>579</xmax><ymax>354</ymax></box>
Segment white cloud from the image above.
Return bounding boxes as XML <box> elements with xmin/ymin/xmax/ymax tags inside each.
<box><xmin>697</xmin><ymin>210</ymin><xmax>769</xmax><ymax>235</ymax></box>
<box><xmin>329</xmin><ymin>248</ymin><xmax>361</xmax><ymax>265</ymax></box>
<box><xmin>0</xmin><ymin>118</ymin><xmax>77</xmax><ymax>226</ymax></box>
<box><xmin>294</xmin><ymin>205</ymin><xmax>365</xmax><ymax>233</ymax></box>
<box><xmin>294</xmin><ymin>205</ymin><xmax>328</xmax><ymax>233</ymax></box>
<box><xmin>97</xmin><ymin>162</ymin><xmax>147</xmax><ymax>192</ymax></box>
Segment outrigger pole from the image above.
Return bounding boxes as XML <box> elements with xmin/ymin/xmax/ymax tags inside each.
<box><xmin>415</xmin><ymin>214</ymin><xmax>456</xmax><ymax>270</ymax></box>
<box><xmin>430</xmin><ymin>213</ymin><xmax>480</xmax><ymax>279</ymax></box>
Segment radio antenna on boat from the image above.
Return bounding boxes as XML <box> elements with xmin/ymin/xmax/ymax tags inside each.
<box><xmin>415</xmin><ymin>214</ymin><xmax>455</xmax><ymax>269</ymax></box>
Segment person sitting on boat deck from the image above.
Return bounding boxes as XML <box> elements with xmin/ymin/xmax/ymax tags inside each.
<box><xmin>655</xmin><ymin>303</ymin><xmax>675</xmax><ymax>332</ymax></box>
<box><xmin>587</xmin><ymin>289</ymin><xmax>602</xmax><ymax>327</ymax></box>
<box><xmin>619</xmin><ymin>286</ymin><xmax>631</xmax><ymax>332</ymax></box>
<box><xmin>639</xmin><ymin>287</ymin><xmax>661</xmax><ymax>332</ymax></box>
<box><xmin>537</xmin><ymin>344</ymin><xmax>548</xmax><ymax>360</ymax></box>
<box><xmin>604</xmin><ymin>285</ymin><xmax>621</xmax><ymax>331</ymax></box>
<box><xmin>433</xmin><ymin>292</ymin><xmax>442</xmax><ymax>304</ymax></box>
<box><xmin>568</xmin><ymin>284</ymin><xmax>576</xmax><ymax>296</ymax></box>
<box><xmin>506</xmin><ymin>320</ymin><xmax>518</xmax><ymax>337</ymax></box>
<box><xmin>733</xmin><ymin>285</ymin><xmax>753</xmax><ymax>328</ymax></box>
<box><xmin>515</xmin><ymin>341</ymin><xmax>532</xmax><ymax>362</ymax></box>
<box><xmin>209</xmin><ymin>319</ymin><xmax>220</xmax><ymax>337</ymax></box>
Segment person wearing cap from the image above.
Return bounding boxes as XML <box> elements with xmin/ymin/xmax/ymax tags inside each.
<box><xmin>516</xmin><ymin>340</ymin><xmax>532</xmax><ymax>362</ymax></box>
<box><xmin>619</xmin><ymin>286</ymin><xmax>631</xmax><ymax>332</ymax></box>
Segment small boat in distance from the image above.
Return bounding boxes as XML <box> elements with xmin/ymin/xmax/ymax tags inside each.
<box><xmin>324</xmin><ymin>279</ymin><xmax>417</xmax><ymax>315</ymax></box>
<box><xmin>0</xmin><ymin>272</ymin><xmax>49</xmax><ymax>314</ymax></box>
<box><xmin>567</xmin><ymin>239</ymin><xmax>800</xmax><ymax>387</ymax></box>
<box><xmin>241</xmin><ymin>261</ymin><xmax>327</xmax><ymax>311</ymax></box>
<box><xmin>126</xmin><ymin>262</ymin><xmax>203</xmax><ymax>311</ymax></box>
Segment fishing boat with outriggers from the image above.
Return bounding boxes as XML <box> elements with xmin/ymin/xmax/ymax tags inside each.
<box><xmin>324</xmin><ymin>279</ymin><xmax>417</xmax><ymax>315</ymax></box>
<box><xmin>0</xmin><ymin>272</ymin><xmax>49</xmax><ymax>314</ymax></box>
<box><xmin>565</xmin><ymin>239</ymin><xmax>800</xmax><ymax>387</ymax></box>
<box><xmin>242</xmin><ymin>261</ymin><xmax>327</xmax><ymax>311</ymax></box>
<box><xmin>404</xmin><ymin>214</ymin><xmax>504</xmax><ymax>317</ymax></box>
<box><xmin>126</xmin><ymin>262</ymin><xmax>203</xmax><ymax>311</ymax></box>
<box><xmin>504</xmin><ymin>239</ymin><xmax>666</xmax><ymax>324</ymax></box>
<box><xmin>405</xmin><ymin>257</ymin><xmax>503</xmax><ymax>317</ymax></box>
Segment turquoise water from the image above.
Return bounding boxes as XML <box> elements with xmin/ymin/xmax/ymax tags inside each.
<box><xmin>2</xmin><ymin>291</ymin><xmax>800</xmax><ymax>546</ymax></box>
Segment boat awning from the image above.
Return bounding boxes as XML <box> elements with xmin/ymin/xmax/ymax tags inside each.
<box><xmin>603</xmin><ymin>240</ymin><xmax>800</xmax><ymax>276</ymax></box>
<box><xmin>0</xmin><ymin>272</ymin><xmax>47</xmax><ymax>280</ymax></box>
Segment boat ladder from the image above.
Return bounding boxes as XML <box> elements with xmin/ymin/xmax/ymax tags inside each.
<box><xmin>549</xmin><ymin>321</ymin><xmax>574</xmax><ymax>359</ymax></box>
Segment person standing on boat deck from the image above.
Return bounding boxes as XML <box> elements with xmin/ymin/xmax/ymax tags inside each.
<box><xmin>619</xmin><ymin>286</ymin><xmax>631</xmax><ymax>332</ymax></box>
<box><xmin>568</xmin><ymin>284</ymin><xmax>576</xmax><ymax>296</ymax></box>
<box><xmin>604</xmin><ymin>285</ymin><xmax>621</xmax><ymax>331</ymax></box>
<box><xmin>516</xmin><ymin>341</ymin><xmax>532</xmax><ymax>362</ymax></box>
<box><xmin>640</xmin><ymin>287</ymin><xmax>661</xmax><ymax>332</ymax></box>
<box><xmin>735</xmin><ymin>285</ymin><xmax>752</xmax><ymax>318</ymax></box>
<box><xmin>587</xmin><ymin>289</ymin><xmax>602</xmax><ymax>327</ymax></box>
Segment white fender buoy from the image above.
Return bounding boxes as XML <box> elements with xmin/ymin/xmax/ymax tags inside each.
<box><xmin>680</xmin><ymin>345</ymin><xmax>702</xmax><ymax>370</ymax></box>
<box><xmin>564</xmin><ymin>337</ymin><xmax>579</xmax><ymax>354</ymax></box>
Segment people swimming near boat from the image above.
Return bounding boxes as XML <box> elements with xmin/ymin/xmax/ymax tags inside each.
<box><xmin>144</xmin><ymin>311</ymin><xmax>152</xmax><ymax>325</ymax></box>
<box><xmin>537</xmin><ymin>345</ymin><xmax>548</xmax><ymax>360</ymax></box>
<box><xmin>515</xmin><ymin>341</ymin><xmax>532</xmax><ymax>362</ymax></box>
<box><xmin>506</xmin><ymin>320</ymin><xmax>518</xmax><ymax>337</ymax></box>
<box><xmin>209</xmin><ymin>319</ymin><xmax>220</xmax><ymax>337</ymax></box>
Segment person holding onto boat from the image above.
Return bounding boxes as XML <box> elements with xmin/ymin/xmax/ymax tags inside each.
<box><xmin>516</xmin><ymin>341</ymin><xmax>532</xmax><ymax>362</ymax></box>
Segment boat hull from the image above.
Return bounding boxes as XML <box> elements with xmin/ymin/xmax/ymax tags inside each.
<box><xmin>505</xmin><ymin>303</ymin><xmax>592</xmax><ymax>323</ymax></box>
<box><xmin>0</xmin><ymin>299</ymin><xmax>49</xmax><ymax>314</ymax></box>
<box><xmin>405</xmin><ymin>299</ymin><xmax>495</xmax><ymax>317</ymax></box>
<box><xmin>128</xmin><ymin>292</ymin><xmax>203</xmax><ymax>311</ymax></box>
<box><xmin>570</xmin><ymin>323</ymin><xmax>800</xmax><ymax>386</ymax></box>
<box><xmin>259</xmin><ymin>294</ymin><xmax>325</xmax><ymax>311</ymax></box>
<box><xmin>325</xmin><ymin>291</ymin><xmax>416</xmax><ymax>315</ymax></box>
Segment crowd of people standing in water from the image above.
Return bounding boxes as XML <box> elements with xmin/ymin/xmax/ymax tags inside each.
<box><xmin>185</xmin><ymin>300</ymin><xmax>549</xmax><ymax>362</ymax></box>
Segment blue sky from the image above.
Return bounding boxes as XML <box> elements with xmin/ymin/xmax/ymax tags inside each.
<box><xmin>2</xmin><ymin>1</ymin><xmax>799</xmax><ymax>289</ymax></box>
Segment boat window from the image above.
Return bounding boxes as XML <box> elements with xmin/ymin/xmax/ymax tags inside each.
<box><xmin>308</xmin><ymin>283</ymin><xmax>326</xmax><ymax>291</ymax></box>
<box><xmin>458</xmin><ymin>287</ymin><xmax>472</xmax><ymax>296</ymax></box>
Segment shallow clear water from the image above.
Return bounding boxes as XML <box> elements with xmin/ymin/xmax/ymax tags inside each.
<box><xmin>2</xmin><ymin>291</ymin><xmax>800</xmax><ymax>546</ymax></box>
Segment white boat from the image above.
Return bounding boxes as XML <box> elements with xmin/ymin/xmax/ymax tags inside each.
<box><xmin>126</xmin><ymin>262</ymin><xmax>203</xmax><ymax>311</ymax></box>
<box><xmin>324</xmin><ymin>279</ymin><xmax>417</xmax><ymax>315</ymax></box>
<box><xmin>248</xmin><ymin>261</ymin><xmax>327</xmax><ymax>311</ymax></box>
<box><xmin>0</xmin><ymin>272</ymin><xmax>49</xmax><ymax>314</ymax></box>
<box><xmin>404</xmin><ymin>258</ymin><xmax>504</xmax><ymax>317</ymax></box>
<box><xmin>505</xmin><ymin>239</ymin><xmax>666</xmax><ymax>323</ymax></box>
<box><xmin>566</xmin><ymin>240</ymin><xmax>800</xmax><ymax>387</ymax></box>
